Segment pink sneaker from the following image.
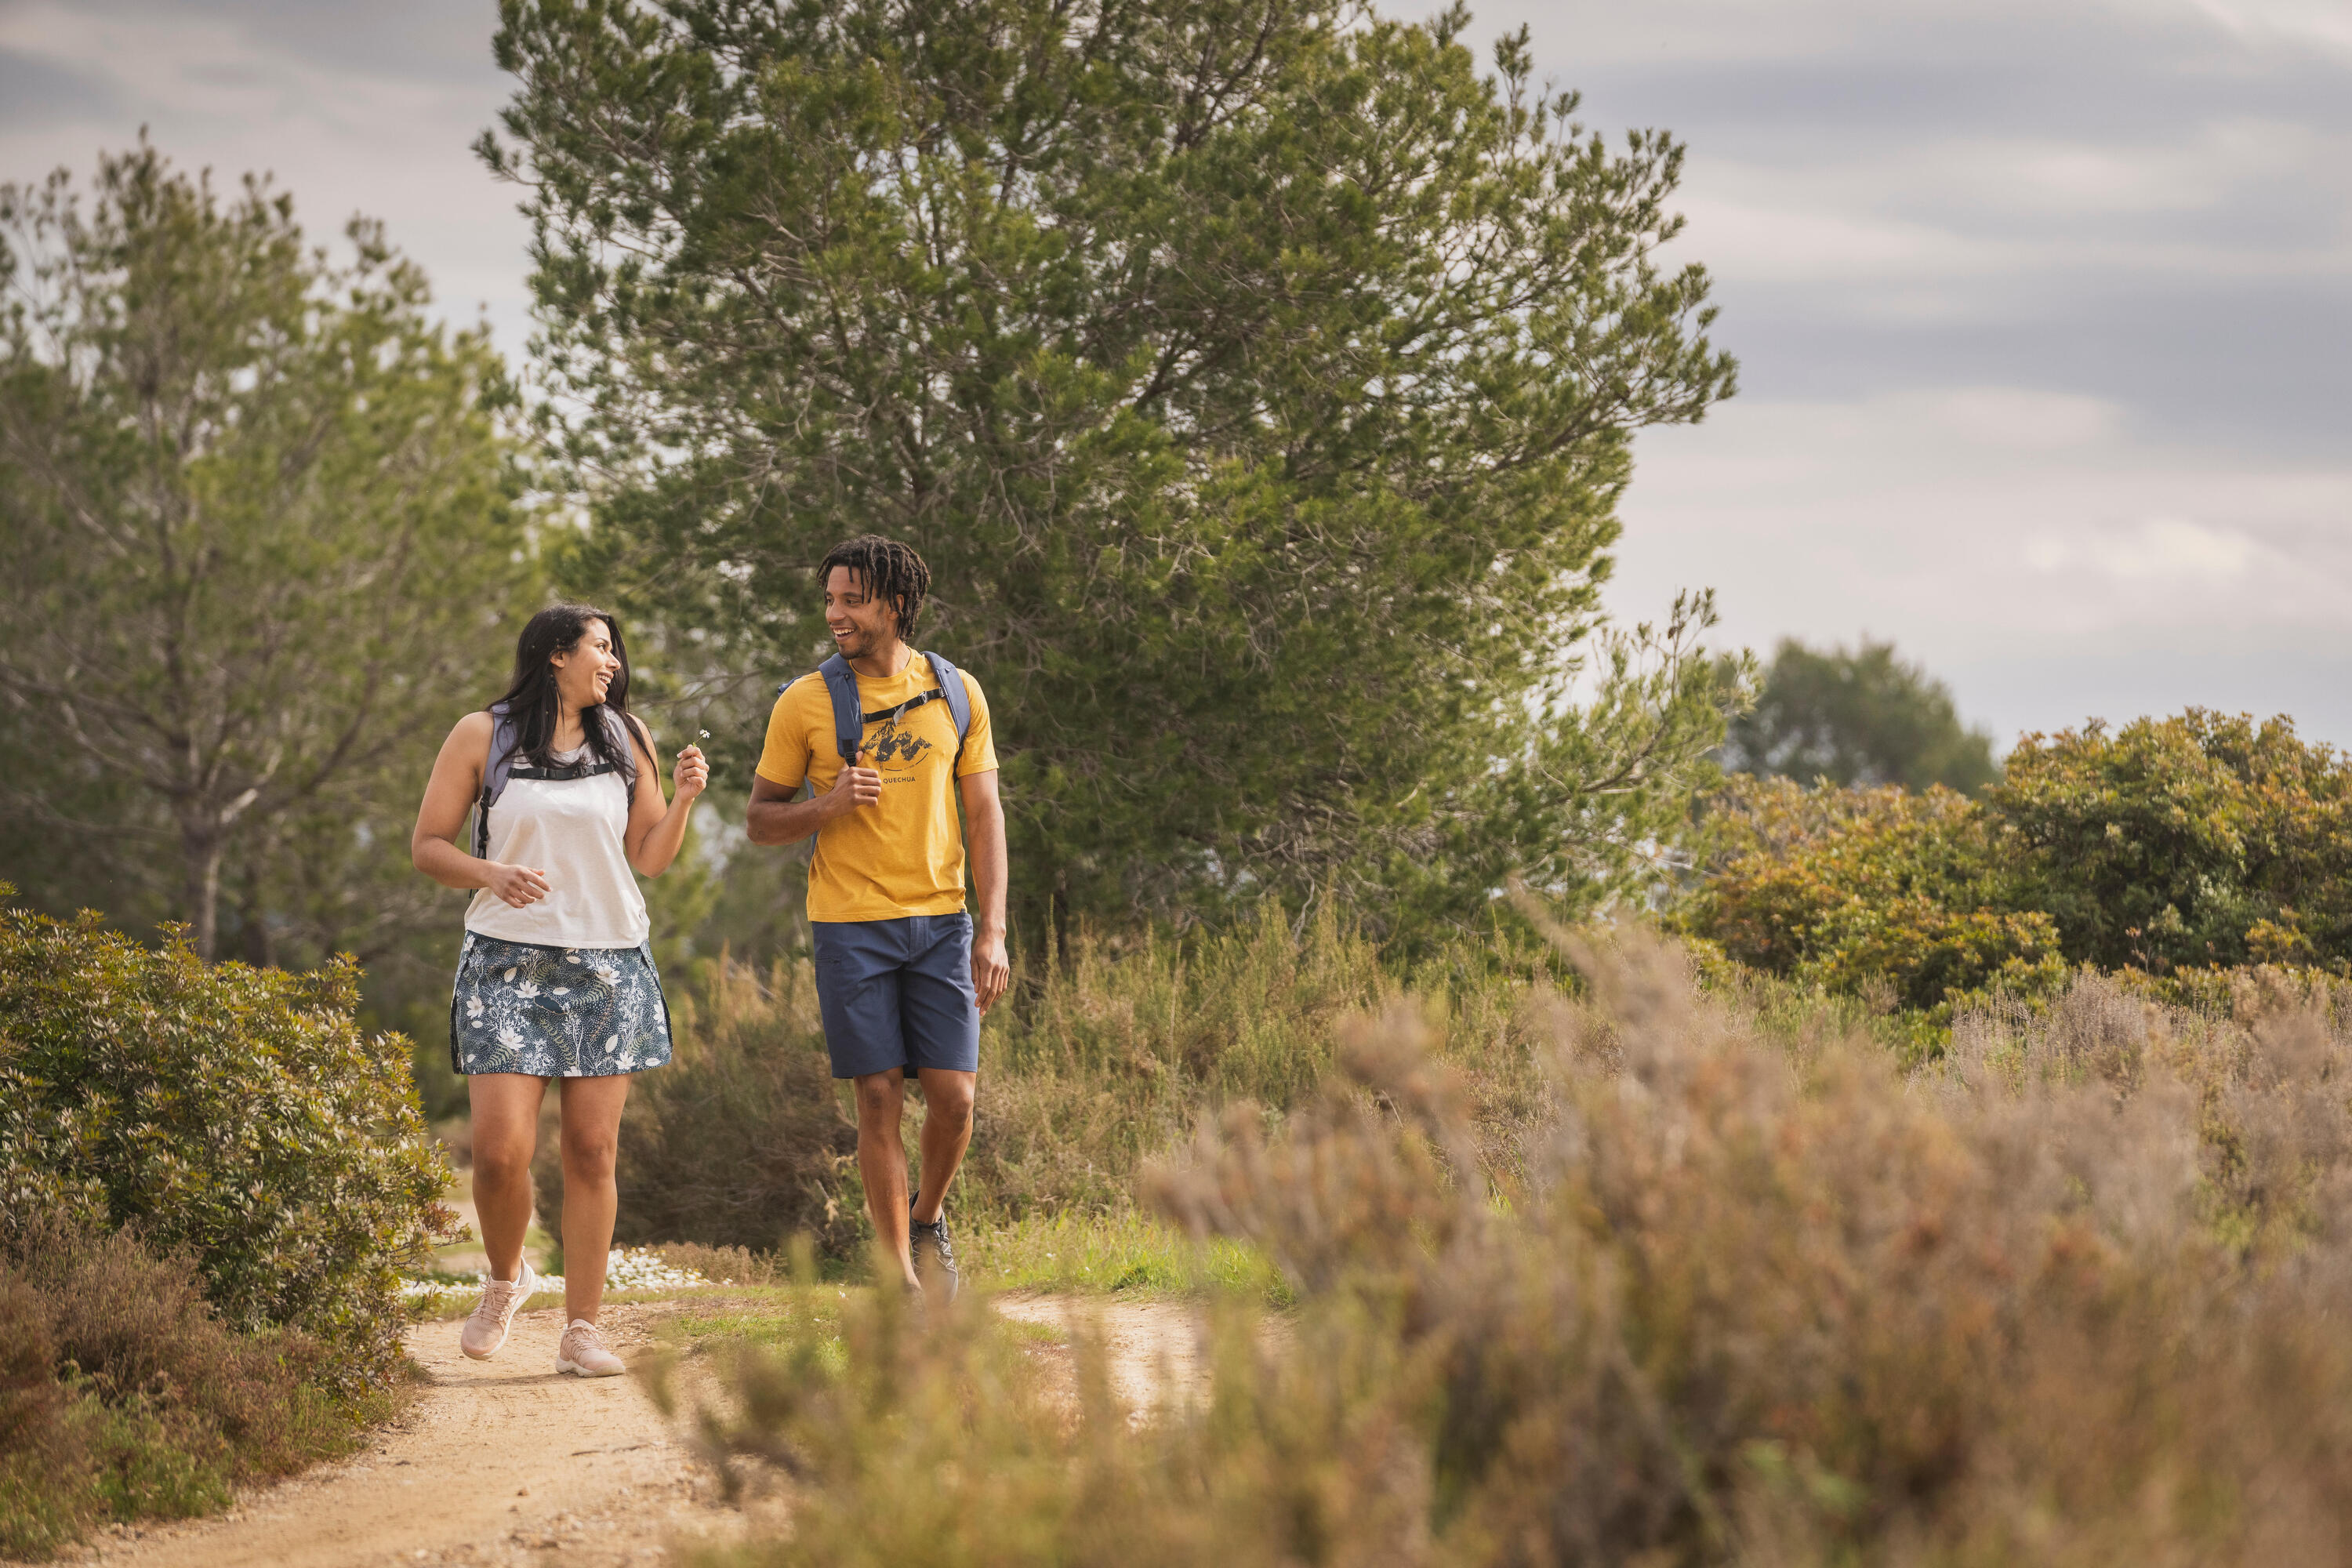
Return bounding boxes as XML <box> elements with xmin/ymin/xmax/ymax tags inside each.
<box><xmin>557</xmin><ymin>1319</ymin><xmax>624</xmax><ymax>1377</ymax></box>
<box><xmin>459</xmin><ymin>1261</ymin><xmax>538</xmax><ymax>1359</ymax></box>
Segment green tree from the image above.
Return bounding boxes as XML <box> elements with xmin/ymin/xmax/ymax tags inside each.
<box><xmin>1722</xmin><ymin>638</ymin><xmax>1998</xmax><ymax>795</ymax></box>
<box><xmin>484</xmin><ymin>0</ymin><xmax>1740</xmax><ymax>938</ymax></box>
<box><xmin>0</xmin><ymin>142</ymin><xmax>536</xmax><ymax>960</ymax></box>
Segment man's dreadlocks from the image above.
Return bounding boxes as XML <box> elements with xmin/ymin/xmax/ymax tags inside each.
<box><xmin>818</xmin><ymin>535</ymin><xmax>932</xmax><ymax>643</ymax></box>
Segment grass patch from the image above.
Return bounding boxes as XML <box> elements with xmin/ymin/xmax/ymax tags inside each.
<box><xmin>960</xmin><ymin>1208</ymin><xmax>1290</xmax><ymax>1305</ymax></box>
<box><xmin>658</xmin><ymin>1286</ymin><xmax>855</xmax><ymax>1384</ymax></box>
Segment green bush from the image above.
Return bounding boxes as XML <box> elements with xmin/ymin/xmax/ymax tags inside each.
<box><xmin>1674</xmin><ymin>776</ymin><xmax>2064</xmax><ymax>1015</ymax></box>
<box><xmin>1678</xmin><ymin>712</ymin><xmax>2352</xmax><ymax>1019</ymax></box>
<box><xmin>0</xmin><ymin>900</ymin><xmax>454</xmax><ymax>1381</ymax></box>
<box><xmin>0</xmin><ymin>1219</ymin><xmax>385</xmax><ymax>1560</ymax></box>
<box><xmin>1994</xmin><ymin>709</ymin><xmax>2352</xmax><ymax>972</ymax></box>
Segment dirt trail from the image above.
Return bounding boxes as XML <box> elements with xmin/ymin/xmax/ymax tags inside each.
<box><xmin>54</xmin><ymin>1305</ymin><xmax>744</xmax><ymax>1568</ymax></box>
<box><xmin>43</xmin><ymin>1291</ymin><xmax>1232</xmax><ymax>1568</ymax></box>
<box><xmin>994</xmin><ymin>1291</ymin><xmax>1232</xmax><ymax>1414</ymax></box>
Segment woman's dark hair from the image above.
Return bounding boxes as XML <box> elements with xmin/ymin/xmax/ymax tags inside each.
<box><xmin>487</xmin><ymin>604</ymin><xmax>639</xmax><ymax>785</ymax></box>
<box><xmin>818</xmin><ymin>535</ymin><xmax>931</xmax><ymax>642</ymax></box>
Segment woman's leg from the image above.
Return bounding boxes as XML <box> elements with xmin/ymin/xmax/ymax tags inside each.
<box><xmin>556</xmin><ymin>1073</ymin><xmax>633</xmax><ymax>1323</ymax></box>
<box><xmin>467</xmin><ymin>1073</ymin><xmax>551</xmax><ymax>1281</ymax></box>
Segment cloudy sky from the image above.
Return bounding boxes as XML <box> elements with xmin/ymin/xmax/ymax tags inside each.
<box><xmin>3</xmin><ymin>0</ymin><xmax>2347</xmax><ymax>747</ymax></box>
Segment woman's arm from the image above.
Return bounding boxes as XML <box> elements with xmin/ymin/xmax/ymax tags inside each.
<box><xmin>622</xmin><ymin>715</ymin><xmax>707</xmax><ymax>877</ymax></box>
<box><xmin>412</xmin><ymin>712</ymin><xmax>550</xmax><ymax>908</ymax></box>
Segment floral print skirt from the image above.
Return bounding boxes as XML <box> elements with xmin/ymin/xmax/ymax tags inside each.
<box><xmin>448</xmin><ymin>931</ymin><xmax>673</xmax><ymax>1078</ymax></box>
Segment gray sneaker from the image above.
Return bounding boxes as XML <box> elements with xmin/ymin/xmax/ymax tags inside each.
<box><xmin>459</xmin><ymin>1261</ymin><xmax>537</xmax><ymax>1360</ymax></box>
<box><xmin>909</xmin><ymin>1207</ymin><xmax>959</xmax><ymax>1302</ymax></box>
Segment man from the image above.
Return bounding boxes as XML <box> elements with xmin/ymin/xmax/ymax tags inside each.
<box><xmin>746</xmin><ymin>535</ymin><xmax>1010</xmax><ymax>1300</ymax></box>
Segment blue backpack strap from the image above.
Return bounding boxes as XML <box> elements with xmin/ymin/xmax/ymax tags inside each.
<box><xmin>818</xmin><ymin>654</ymin><xmax>864</xmax><ymax>762</ymax></box>
<box><xmin>474</xmin><ymin>702</ymin><xmax>521</xmax><ymax>859</ymax></box>
<box><xmin>922</xmin><ymin>652</ymin><xmax>972</xmax><ymax>768</ymax></box>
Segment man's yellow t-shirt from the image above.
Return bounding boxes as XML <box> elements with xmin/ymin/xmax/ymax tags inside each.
<box><xmin>754</xmin><ymin>656</ymin><xmax>999</xmax><ymax>924</ymax></box>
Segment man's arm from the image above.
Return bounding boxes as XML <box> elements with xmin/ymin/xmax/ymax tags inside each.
<box><xmin>960</xmin><ymin>768</ymin><xmax>1010</xmax><ymax>1014</ymax></box>
<box><xmin>747</xmin><ymin>754</ymin><xmax>880</xmax><ymax>845</ymax></box>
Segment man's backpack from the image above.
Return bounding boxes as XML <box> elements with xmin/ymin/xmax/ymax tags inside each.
<box><xmin>786</xmin><ymin>652</ymin><xmax>971</xmax><ymax>773</ymax></box>
<box><xmin>473</xmin><ymin>701</ymin><xmax>638</xmax><ymax>858</ymax></box>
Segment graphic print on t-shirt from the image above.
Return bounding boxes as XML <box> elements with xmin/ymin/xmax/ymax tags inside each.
<box><xmin>868</xmin><ymin>719</ymin><xmax>934</xmax><ymax>772</ymax></box>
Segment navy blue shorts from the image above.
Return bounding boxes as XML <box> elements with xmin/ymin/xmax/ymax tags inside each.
<box><xmin>811</xmin><ymin>913</ymin><xmax>980</xmax><ymax>1080</ymax></box>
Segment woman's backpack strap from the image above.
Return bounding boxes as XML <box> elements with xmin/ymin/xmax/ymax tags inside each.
<box><xmin>475</xmin><ymin>702</ymin><xmax>522</xmax><ymax>859</ymax></box>
<box><xmin>594</xmin><ymin>703</ymin><xmax>640</xmax><ymax>764</ymax></box>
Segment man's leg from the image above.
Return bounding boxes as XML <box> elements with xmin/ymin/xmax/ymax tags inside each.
<box><xmin>467</xmin><ymin>1073</ymin><xmax>551</xmax><ymax>1282</ymax></box>
<box><xmin>555</xmin><ymin>1073</ymin><xmax>633</xmax><ymax>1323</ymax></box>
<box><xmin>853</xmin><ymin>1069</ymin><xmax>920</xmax><ymax>1289</ymax></box>
<box><xmin>900</xmin><ymin>915</ymin><xmax>983</xmax><ymax>1228</ymax></box>
<box><xmin>911</xmin><ymin>1068</ymin><xmax>977</xmax><ymax>1225</ymax></box>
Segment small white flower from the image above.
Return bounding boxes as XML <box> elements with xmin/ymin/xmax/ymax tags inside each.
<box><xmin>593</xmin><ymin>966</ymin><xmax>620</xmax><ymax>985</ymax></box>
<box><xmin>495</xmin><ymin>1024</ymin><xmax>524</xmax><ymax>1048</ymax></box>
<box><xmin>516</xmin><ymin>982</ymin><xmax>540</xmax><ymax>1000</ymax></box>
<box><xmin>465</xmin><ymin>997</ymin><xmax>484</xmax><ymax>1020</ymax></box>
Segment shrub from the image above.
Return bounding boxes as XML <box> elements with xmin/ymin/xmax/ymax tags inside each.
<box><xmin>0</xmin><ymin>1219</ymin><xmax>383</xmax><ymax>1560</ymax></box>
<box><xmin>544</xmin><ymin>954</ymin><xmax>860</xmax><ymax>1258</ymax></box>
<box><xmin>1680</xmin><ymin>713</ymin><xmax>2352</xmax><ymax>1018</ymax></box>
<box><xmin>1675</xmin><ymin>776</ymin><xmax>2063</xmax><ymax>1014</ymax></box>
<box><xmin>1994</xmin><ymin>709</ymin><xmax>2352</xmax><ymax>972</ymax></box>
<box><xmin>0</xmin><ymin>901</ymin><xmax>455</xmax><ymax>1381</ymax></box>
<box><xmin>676</xmin><ymin>936</ymin><xmax>2352</xmax><ymax>1565</ymax></box>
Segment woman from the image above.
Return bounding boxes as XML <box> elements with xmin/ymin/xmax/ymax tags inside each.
<box><xmin>411</xmin><ymin>604</ymin><xmax>706</xmax><ymax>1377</ymax></box>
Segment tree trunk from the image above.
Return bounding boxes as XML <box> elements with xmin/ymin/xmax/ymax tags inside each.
<box><xmin>238</xmin><ymin>874</ymin><xmax>274</xmax><ymax>969</ymax></box>
<box><xmin>181</xmin><ymin>818</ymin><xmax>223</xmax><ymax>960</ymax></box>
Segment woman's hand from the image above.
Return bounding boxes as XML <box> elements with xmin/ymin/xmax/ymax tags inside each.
<box><xmin>485</xmin><ymin>862</ymin><xmax>550</xmax><ymax>908</ymax></box>
<box><xmin>673</xmin><ymin>744</ymin><xmax>710</xmax><ymax>803</ymax></box>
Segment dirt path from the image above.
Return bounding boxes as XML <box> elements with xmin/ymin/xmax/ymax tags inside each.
<box><xmin>48</xmin><ymin>1292</ymin><xmax>1244</xmax><ymax>1568</ymax></box>
<box><xmin>994</xmin><ymin>1290</ymin><xmax>1231</xmax><ymax>1414</ymax></box>
<box><xmin>55</xmin><ymin>1305</ymin><xmax>745</xmax><ymax>1568</ymax></box>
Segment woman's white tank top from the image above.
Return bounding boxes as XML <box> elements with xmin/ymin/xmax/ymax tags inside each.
<box><xmin>463</xmin><ymin>744</ymin><xmax>650</xmax><ymax>949</ymax></box>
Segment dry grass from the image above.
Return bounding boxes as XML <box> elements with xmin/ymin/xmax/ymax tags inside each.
<box><xmin>673</xmin><ymin>931</ymin><xmax>2352</xmax><ymax>1566</ymax></box>
<box><xmin>606</xmin><ymin>905</ymin><xmax>1564</xmax><ymax>1269</ymax></box>
<box><xmin>0</xmin><ymin>1219</ymin><xmax>390</xmax><ymax>1559</ymax></box>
